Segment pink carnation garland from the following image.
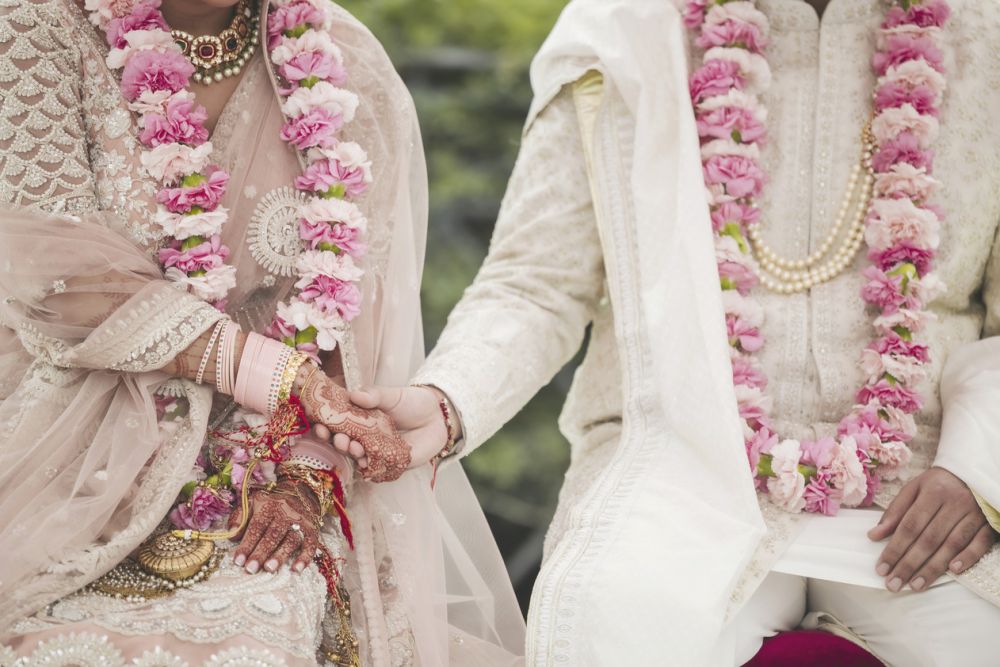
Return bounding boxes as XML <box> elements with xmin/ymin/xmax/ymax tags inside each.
<box><xmin>684</xmin><ymin>0</ymin><xmax>950</xmax><ymax>515</ymax></box>
<box><xmin>89</xmin><ymin>0</ymin><xmax>375</xmax><ymax>528</ymax></box>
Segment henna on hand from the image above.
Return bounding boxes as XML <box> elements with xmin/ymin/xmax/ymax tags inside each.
<box><xmin>233</xmin><ymin>481</ymin><xmax>323</xmax><ymax>574</ymax></box>
<box><xmin>299</xmin><ymin>373</ymin><xmax>411</xmax><ymax>483</ymax></box>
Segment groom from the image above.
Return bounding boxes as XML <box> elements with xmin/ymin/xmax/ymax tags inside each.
<box><xmin>347</xmin><ymin>0</ymin><xmax>1000</xmax><ymax>664</ymax></box>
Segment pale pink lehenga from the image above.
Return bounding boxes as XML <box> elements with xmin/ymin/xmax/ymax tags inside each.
<box><xmin>0</xmin><ymin>0</ymin><xmax>524</xmax><ymax>664</ymax></box>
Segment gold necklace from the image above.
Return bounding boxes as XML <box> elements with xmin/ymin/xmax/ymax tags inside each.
<box><xmin>172</xmin><ymin>0</ymin><xmax>260</xmax><ymax>85</ymax></box>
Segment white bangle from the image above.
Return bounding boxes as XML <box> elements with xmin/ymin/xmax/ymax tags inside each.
<box><xmin>196</xmin><ymin>319</ymin><xmax>226</xmax><ymax>385</ymax></box>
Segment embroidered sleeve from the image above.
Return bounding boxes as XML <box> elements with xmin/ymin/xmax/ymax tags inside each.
<box><xmin>0</xmin><ymin>1</ymin><xmax>224</xmax><ymax>372</ymax></box>
<box><xmin>0</xmin><ymin>0</ymin><xmax>96</xmax><ymax>214</ymax></box>
<box><xmin>412</xmin><ymin>88</ymin><xmax>606</xmax><ymax>452</ymax></box>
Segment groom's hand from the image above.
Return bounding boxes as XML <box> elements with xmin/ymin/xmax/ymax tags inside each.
<box><xmin>347</xmin><ymin>386</ymin><xmax>452</xmax><ymax>469</ymax></box>
<box><xmin>868</xmin><ymin>467</ymin><xmax>996</xmax><ymax>593</ymax></box>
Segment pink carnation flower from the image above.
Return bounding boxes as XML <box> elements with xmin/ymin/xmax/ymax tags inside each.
<box><xmin>267</xmin><ymin>0</ymin><xmax>326</xmax><ymax>48</ymax></box>
<box><xmin>872</xmin><ymin>33</ymin><xmax>945</xmax><ymax>76</ymax></box>
<box><xmin>874</xmin><ymin>331</ymin><xmax>930</xmax><ymax>362</ymax></box>
<box><xmin>732</xmin><ymin>355</ymin><xmax>768</xmax><ymax>390</ymax></box>
<box><xmin>278</xmin><ymin>50</ymin><xmax>346</xmax><ymax>90</ymax></box>
<box><xmin>696</xmin><ymin>19</ymin><xmax>768</xmax><ymax>52</ymax></box>
<box><xmin>139</xmin><ymin>94</ymin><xmax>209</xmax><ymax>147</ymax></box>
<box><xmin>158</xmin><ymin>234</ymin><xmax>230</xmax><ymax>273</ymax></box>
<box><xmin>697</xmin><ymin>106</ymin><xmax>767</xmax><ymax>143</ymax></box>
<box><xmin>874</xmin><ymin>82</ymin><xmax>939</xmax><ymax>116</ymax></box>
<box><xmin>120</xmin><ymin>49</ymin><xmax>194</xmax><ymax>101</ymax></box>
<box><xmin>767</xmin><ymin>439</ymin><xmax>806</xmax><ymax>513</ymax></box>
<box><xmin>868</xmin><ymin>243</ymin><xmax>934</xmax><ymax>275</ymax></box>
<box><xmin>295</xmin><ymin>157</ymin><xmax>370</xmax><ymax>199</ymax></box>
<box><xmin>869</xmin><ymin>439</ymin><xmax>912</xmax><ymax>481</ymax></box>
<box><xmin>727</xmin><ymin>313</ymin><xmax>763</xmax><ymax>352</ymax></box>
<box><xmin>298</xmin><ymin>274</ymin><xmax>362</xmax><ymax>320</ymax></box>
<box><xmin>299</xmin><ymin>219</ymin><xmax>366</xmax><ymax>257</ymax></box>
<box><xmin>718</xmin><ymin>260</ymin><xmax>757</xmax><ymax>294</ymax></box>
<box><xmin>828</xmin><ymin>437</ymin><xmax>869</xmax><ymax>507</ymax></box>
<box><xmin>711</xmin><ymin>201</ymin><xmax>761</xmax><ymax>232</ymax></box>
<box><xmin>856</xmin><ymin>379</ymin><xmax>924</xmax><ymax>413</ymax></box>
<box><xmin>872</xmin><ymin>131</ymin><xmax>934</xmax><ymax>173</ymax></box>
<box><xmin>690</xmin><ymin>59</ymin><xmax>745</xmax><ymax>104</ymax></box>
<box><xmin>157</xmin><ymin>169</ymin><xmax>229</xmax><ymax>213</ymax></box>
<box><xmin>883</xmin><ymin>0</ymin><xmax>951</xmax><ymax>29</ymax></box>
<box><xmin>170</xmin><ymin>486</ymin><xmax>233</xmax><ymax>531</ymax></box>
<box><xmin>863</xmin><ymin>463</ymin><xmax>881</xmax><ymax>505</ymax></box>
<box><xmin>704</xmin><ymin>154</ymin><xmax>766</xmax><ymax>198</ymax></box>
<box><xmin>683</xmin><ymin>0</ymin><xmax>708</xmax><ymax>29</ymax></box>
<box><xmin>860</xmin><ymin>266</ymin><xmax>906</xmax><ymax>309</ymax></box>
<box><xmin>106</xmin><ymin>0</ymin><xmax>168</xmax><ymax>49</ymax></box>
<box><xmin>800</xmin><ymin>437</ymin><xmax>838</xmax><ymax>469</ymax></box>
<box><xmin>803</xmin><ymin>473</ymin><xmax>840</xmax><ymax>516</ymax></box>
<box><xmin>280</xmin><ymin>107</ymin><xmax>341</xmax><ymax>150</ymax></box>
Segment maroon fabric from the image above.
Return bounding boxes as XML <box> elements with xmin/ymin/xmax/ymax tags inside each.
<box><xmin>743</xmin><ymin>630</ymin><xmax>884</xmax><ymax>667</ymax></box>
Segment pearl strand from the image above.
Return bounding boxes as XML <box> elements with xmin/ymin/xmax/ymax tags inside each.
<box><xmin>749</xmin><ymin>128</ymin><xmax>876</xmax><ymax>294</ymax></box>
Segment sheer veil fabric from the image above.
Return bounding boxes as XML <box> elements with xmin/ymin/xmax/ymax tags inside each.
<box><xmin>0</xmin><ymin>1</ymin><xmax>524</xmax><ymax>663</ymax></box>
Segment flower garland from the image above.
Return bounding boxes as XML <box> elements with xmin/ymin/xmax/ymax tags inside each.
<box><xmin>86</xmin><ymin>0</ymin><xmax>372</xmax><ymax>359</ymax></box>
<box><xmin>87</xmin><ymin>0</ymin><xmax>374</xmax><ymax>528</ymax></box>
<box><xmin>684</xmin><ymin>0</ymin><xmax>951</xmax><ymax>515</ymax></box>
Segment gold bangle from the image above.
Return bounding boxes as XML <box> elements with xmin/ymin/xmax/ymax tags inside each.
<box><xmin>279</xmin><ymin>352</ymin><xmax>311</xmax><ymax>402</ymax></box>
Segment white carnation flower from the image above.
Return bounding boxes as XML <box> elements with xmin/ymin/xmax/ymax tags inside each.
<box><xmin>271</xmin><ymin>29</ymin><xmax>342</xmax><ymax>67</ymax></box>
<box><xmin>165</xmin><ymin>264</ymin><xmax>236</xmax><ymax>302</ymax></box>
<box><xmin>704</xmin><ymin>47</ymin><xmax>772</xmax><ymax>95</ymax></box>
<box><xmin>141</xmin><ymin>143</ymin><xmax>213</xmax><ymax>183</ymax></box>
<box><xmin>106</xmin><ymin>30</ymin><xmax>177</xmax><ymax>70</ymax></box>
<box><xmin>295</xmin><ymin>250</ymin><xmax>364</xmax><ymax>283</ymax></box>
<box><xmin>282</xmin><ymin>81</ymin><xmax>358</xmax><ymax>121</ymax></box>
<box><xmin>298</xmin><ymin>197</ymin><xmax>368</xmax><ymax>232</ymax></box>
<box><xmin>155</xmin><ymin>207</ymin><xmax>229</xmax><ymax>239</ymax></box>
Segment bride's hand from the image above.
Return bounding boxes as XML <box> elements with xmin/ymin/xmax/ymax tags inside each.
<box><xmin>230</xmin><ymin>481</ymin><xmax>322</xmax><ymax>575</ymax></box>
<box><xmin>297</xmin><ymin>371</ymin><xmax>412</xmax><ymax>482</ymax></box>
<box><xmin>348</xmin><ymin>386</ymin><xmax>452</xmax><ymax>470</ymax></box>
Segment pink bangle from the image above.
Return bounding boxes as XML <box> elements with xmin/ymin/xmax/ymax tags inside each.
<box><xmin>235</xmin><ymin>333</ymin><xmax>292</xmax><ymax>415</ymax></box>
<box><xmin>233</xmin><ymin>332</ymin><xmax>265</xmax><ymax>408</ymax></box>
<box><xmin>287</xmin><ymin>436</ymin><xmax>340</xmax><ymax>471</ymax></box>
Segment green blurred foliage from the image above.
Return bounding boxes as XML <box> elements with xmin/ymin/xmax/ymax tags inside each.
<box><xmin>339</xmin><ymin>0</ymin><xmax>572</xmax><ymax>601</ymax></box>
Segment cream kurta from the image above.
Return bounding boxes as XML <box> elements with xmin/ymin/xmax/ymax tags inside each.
<box><xmin>415</xmin><ymin>0</ymin><xmax>1000</xmax><ymax>663</ymax></box>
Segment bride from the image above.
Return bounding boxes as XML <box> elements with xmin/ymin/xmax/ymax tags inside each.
<box><xmin>0</xmin><ymin>0</ymin><xmax>524</xmax><ymax>663</ymax></box>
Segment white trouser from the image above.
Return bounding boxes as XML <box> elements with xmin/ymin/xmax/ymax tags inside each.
<box><xmin>722</xmin><ymin>571</ymin><xmax>1000</xmax><ymax>666</ymax></box>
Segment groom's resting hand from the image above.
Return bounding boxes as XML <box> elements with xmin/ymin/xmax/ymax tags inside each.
<box><xmin>868</xmin><ymin>466</ymin><xmax>996</xmax><ymax>593</ymax></box>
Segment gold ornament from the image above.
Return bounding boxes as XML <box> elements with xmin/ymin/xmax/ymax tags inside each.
<box><xmin>174</xmin><ymin>0</ymin><xmax>261</xmax><ymax>86</ymax></box>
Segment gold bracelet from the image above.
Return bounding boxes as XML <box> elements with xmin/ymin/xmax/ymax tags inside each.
<box><xmin>279</xmin><ymin>352</ymin><xmax>311</xmax><ymax>402</ymax></box>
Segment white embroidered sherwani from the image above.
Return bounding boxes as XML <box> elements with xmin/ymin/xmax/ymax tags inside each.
<box><xmin>415</xmin><ymin>0</ymin><xmax>1000</xmax><ymax>664</ymax></box>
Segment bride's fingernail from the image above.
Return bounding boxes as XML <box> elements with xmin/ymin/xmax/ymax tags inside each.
<box><xmin>247</xmin><ymin>560</ymin><xmax>260</xmax><ymax>574</ymax></box>
<box><xmin>265</xmin><ymin>559</ymin><xmax>278</xmax><ymax>572</ymax></box>
<box><xmin>294</xmin><ymin>562</ymin><xmax>306</xmax><ymax>573</ymax></box>
<box><xmin>234</xmin><ymin>554</ymin><xmax>246</xmax><ymax>567</ymax></box>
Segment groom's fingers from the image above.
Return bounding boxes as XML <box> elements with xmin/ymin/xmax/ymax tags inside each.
<box><xmin>349</xmin><ymin>387</ymin><xmax>382</xmax><ymax>409</ymax></box>
<box><xmin>875</xmin><ymin>492</ymin><xmax>941</xmax><ymax>578</ymax></box>
<box><xmin>869</xmin><ymin>478</ymin><xmax>920</xmax><ymax>541</ymax></box>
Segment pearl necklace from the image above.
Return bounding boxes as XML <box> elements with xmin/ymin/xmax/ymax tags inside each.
<box><xmin>749</xmin><ymin>124</ymin><xmax>876</xmax><ymax>294</ymax></box>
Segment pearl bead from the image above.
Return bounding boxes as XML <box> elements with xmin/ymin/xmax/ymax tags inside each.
<box><xmin>224</xmin><ymin>67</ymin><xmax>234</xmax><ymax>77</ymax></box>
<box><xmin>214</xmin><ymin>71</ymin><xmax>224</xmax><ymax>82</ymax></box>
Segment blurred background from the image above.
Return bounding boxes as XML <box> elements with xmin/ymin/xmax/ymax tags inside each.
<box><xmin>339</xmin><ymin>0</ymin><xmax>572</xmax><ymax>611</ymax></box>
